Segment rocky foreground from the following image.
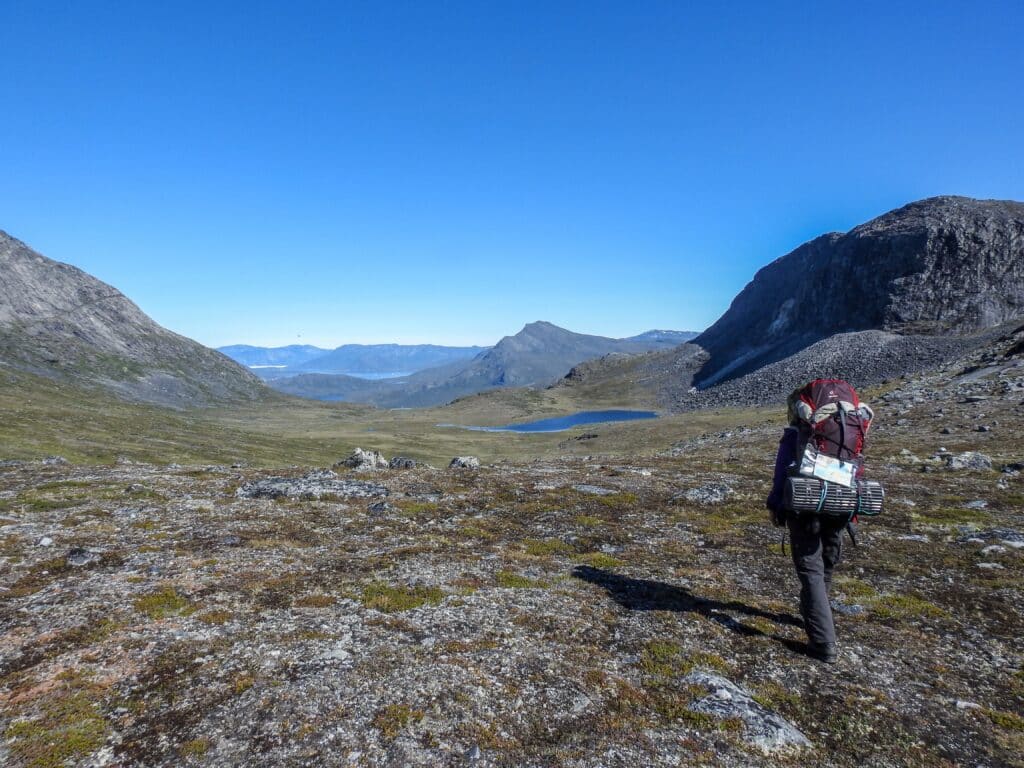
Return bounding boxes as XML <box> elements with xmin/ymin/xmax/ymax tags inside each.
<box><xmin>2</xmin><ymin>364</ymin><xmax>1024</xmax><ymax>767</ymax></box>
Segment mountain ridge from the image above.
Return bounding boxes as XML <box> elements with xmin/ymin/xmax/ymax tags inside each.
<box><xmin>0</xmin><ymin>230</ymin><xmax>266</xmax><ymax>407</ymax></box>
<box><xmin>268</xmin><ymin>321</ymin><xmax>695</xmax><ymax>406</ymax></box>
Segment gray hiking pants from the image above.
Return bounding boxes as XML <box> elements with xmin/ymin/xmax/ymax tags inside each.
<box><xmin>788</xmin><ymin>514</ymin><xmax>846</xmax><ymax>646</ymax></box>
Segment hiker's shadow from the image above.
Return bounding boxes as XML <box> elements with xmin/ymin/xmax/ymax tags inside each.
<box><xmin>573</xmin><ymin>565</ymin><xmax>804</xmax><ymax>649</ymax></box>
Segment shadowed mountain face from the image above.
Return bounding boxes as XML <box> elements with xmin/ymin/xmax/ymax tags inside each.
<box><xmin>692</xmin><ymin>196</ymin><xmax>1024</xmax><ymax>386</ymax></box>
<box><xmin>0</xmin><ymin>230</ymin><xmax>265</xmax><ymax>407</ymax></box>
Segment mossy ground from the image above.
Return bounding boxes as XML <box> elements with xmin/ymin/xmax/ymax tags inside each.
<box><xmin>0</xmin><ymin>362</ymin><xmax>1022</xmax><ymax>766</ymax></box>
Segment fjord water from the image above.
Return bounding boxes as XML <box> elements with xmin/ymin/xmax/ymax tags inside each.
<box><xmin>440</xmin><ymin>409</ymin><xmax>658</xmax><ymax>433</ymax></box>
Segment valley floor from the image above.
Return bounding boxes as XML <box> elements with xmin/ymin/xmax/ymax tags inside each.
<box><xmin>1</xmin><ymin>360</ymin><xmax>1023</xmax><ymax>767</ymax></box>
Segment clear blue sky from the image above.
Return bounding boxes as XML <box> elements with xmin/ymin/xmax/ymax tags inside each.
<box><xmin>2</xmin><ymin>1</ymin><xmax>1021</xmax><ymax>347</ymax></box>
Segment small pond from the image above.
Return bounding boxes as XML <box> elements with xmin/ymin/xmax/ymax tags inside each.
<box><xmin>438</xmin><ymin>409</ymin><xmax>658</xmax><ymax>433</ymax></box>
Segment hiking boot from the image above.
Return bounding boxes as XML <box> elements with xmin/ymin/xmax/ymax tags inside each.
<box><xmin>807</xmin><ymin>641</ymin><xmax>838</xmax><ymax>664</ymax></box>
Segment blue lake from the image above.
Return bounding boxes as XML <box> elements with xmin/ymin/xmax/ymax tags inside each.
<box><xmin>438</xmin><ymin>409</ymin><xmax>658</xmax><ymax>433</ymax></box>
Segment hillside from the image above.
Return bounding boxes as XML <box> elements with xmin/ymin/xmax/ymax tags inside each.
<box><xmin>0</xmin><ymin>231</ymin><xmax>266</xmax><ymax>407</ymax></box>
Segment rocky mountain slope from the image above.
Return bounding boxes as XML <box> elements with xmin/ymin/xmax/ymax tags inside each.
<box><xmin>1</xmin><ymin>328</ymin><xmax>1022</xmax><ymax>766</ymax></box>
<box><xmin>560</xmin><ymin>196</ymin><xmax>1024</xmax><ymax>410</ymax></box>
<box><xmin>270</xmin><ymin>322</ymin><xmax>693</xmax><ymax>407</ymax></box>
<box><xmin>0</xmin><ymin>231</ymin><xmax>266</xmax><ymax>407</ymax></box>
<box><xmin>693</xmin><ymin>196</ymin><xmax>1024</xmax><ymax>386</ymax></box>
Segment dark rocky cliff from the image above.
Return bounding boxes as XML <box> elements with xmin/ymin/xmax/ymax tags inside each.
<box><xmin>693</xmin><ymin>196</ymin><xmax>1024</xmax><ymax>385</ymax></box>
<box><xmin>0</xmin><ymin>230</ymin><xmax>266</xmax><ymax>407</ymax></box>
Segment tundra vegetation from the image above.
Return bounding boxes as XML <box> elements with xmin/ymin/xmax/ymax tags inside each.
<box><xmin>1</xmin><ymin>335</ymin><xmax>1022</xmax><ymax>767</ymax></box>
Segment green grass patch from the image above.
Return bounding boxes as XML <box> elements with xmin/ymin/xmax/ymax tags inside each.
<box><xmin>521</xmin><ymin>538</ymin><xmax>575</xmax><ymax>557</ymax></box>
<box><xmin>361</xmin><ymin>582</ymin><xmax>444</xmax><ymax>613</ymax></box>
<box><xmin>495</xmin><ymin>570</ymin><xmax>544</xmax><ymax>588</ymax></box>
<box><xmin>4</xmin><ymin>679</ymin><xmax>108</xmax><ymax>768</ymax></box>
<box><xmin>294</xmin><ymin>593</ymin><xmax>337</xmax><ymax>608</ymax></box>
<box><xmin>869</xmin><ymin>593</ymin><xmax>949</xmax><ymax>620</ymax></box>
<box><xmin>594</xmin><ymin>492</ymin><xmax>639</xmax><ymax>509</ymax></box>
<box><xmin>984</xmin><ymin>707</ymin><xmax>1024</xmax><ymax>731</ymax></box>
<box><xmin>573</xmin><ymin>551</ymin><xmax>623</xmax><ymax>568</ymax></box>
<box><xmin>180</xmin><ymin>737</ymin><xmax>211</xmax><ymax>757</ymax></box>
<box><xmin>397</xmin><ymin>500</ymin><xmax>439</xmax><ymax>516</ymax></box>
<box><xmin>372</xmin><ymin>704</ymin><xmax>424</xmax><ymax>740</ymax></box>
<box><xmin>834</xmin><ymin>576</ymin><xmax>879</xmax><ymax>600</ymax></box>
<box><xmin>196</xmin><ymin>610</ymin><xmax>233</xmax><ymax>625</ymax></box>
<box><xmin>133</xmin><ymin>586</ymin><xmax>194</xmax><ymax>619</ymax></box>
<box><xmin>639</xmin><ymin>641</ymin><xmax>730</xmax><ymax>678</ymax></box>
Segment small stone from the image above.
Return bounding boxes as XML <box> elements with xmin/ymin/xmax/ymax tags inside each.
<box><xmin>41</xmin><ymin>455</ymin><xmax>69</xmax><ymax>466</ymax></box>
<box><xmin>368</xmin><ymin>500</ymin><xmax>394</xmax><ymax>515</ymax></box>
<box><xmin>449</xmin><ymin>456</ymin><xmax>481</xmax><ymax>469</ymax></box>
<box><xmin>66</xmin><ymin>547</ymin><xmax>100</xmax><ymax>566</ymax></box>
<box><xmin>573</xmin><ymin>484</ymin><xmax>615</xmax><ymax>496</ymax></box>
<box><xmin>956</xmin><ymin>700</ymin><xmax>982</xmax><ymax>710</ymax></box>
<box><xmin>37</xmin><ymin>536</ymin><xmax>54</xmax><ymax>547</ymax></box>
<box><xmin>943</xmin><ymin>452</ymin><xmax>993</xmax><ymax>471</ymax></box>
<box><xmin>975</xmin><ymin>425</ymin><xmax>992</xmax><ymax>432</ymax></box>
<box><xmin>125</xmin><ymin>483</ymin><xmax>146</xmax><ymax>494</ymax></box>
<box><xmin>674</xmin><ymin>483</ymin><xmax>733</xmax><ymax>505</ymax></box>
<box><xmin>831</xmin><ymin>601</ymin><xmax>866</xmax><ymax>616</ymax></box>
<box><xmin>977</xmin><ymin>562</ymin><xmax>1004</xmax><ymax>570</ymax></box>
<box><xmin>220</xmin><ymin>535</ymin><xmax>243</xmax><ymax>547</ymax></box>
<box><xmin>940</xmin><ymin>427</ymin><xmax>953</xmax><ymax>434</ymax></box>
<box><xmin>465</xmin><ymin>744</ymin><xmax>481</xmax><ymax>761</ymax></box>
<box><xmin>964</xmin><ymin>500</ymin><xmax>989</xmax><ymax>510</ymax></box>
<box><xmin>980</xmin><ymin>545</ymin><xmax>1006</xmax><ymax>555</ymax></box>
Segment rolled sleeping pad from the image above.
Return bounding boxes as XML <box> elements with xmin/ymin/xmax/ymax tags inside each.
<box><xmin>784</xmin><ymin>476</ymin><xmax>884</xmax><ymax>516</ymax></box>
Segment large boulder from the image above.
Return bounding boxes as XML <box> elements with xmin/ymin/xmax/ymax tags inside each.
<box><xmin>449</xmin><ymin>456</ymin><xmax>481</xmax><ymax>470</ymax></box>
<box><xmin>335</xmin><ymin>448</ymin><xmax>388</xmax><ymax>471</ymax></box>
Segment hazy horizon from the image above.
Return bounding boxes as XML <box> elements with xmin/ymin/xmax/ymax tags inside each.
<box><xmin>214</xmin><ymin>324</ymin><xmax>700</xmax><ymax>350</ymax></box>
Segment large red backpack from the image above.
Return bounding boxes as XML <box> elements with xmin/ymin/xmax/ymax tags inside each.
<box><xmin>788</xmin><ymin>379</ymin><xmax>874</xmax><ymax>476</ymax></box>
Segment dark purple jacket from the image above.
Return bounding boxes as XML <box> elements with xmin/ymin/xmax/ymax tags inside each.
<box><xmin>766</xmin><ymin>427</ymin><xmax>798</xmax><ymax>513</ymax></box>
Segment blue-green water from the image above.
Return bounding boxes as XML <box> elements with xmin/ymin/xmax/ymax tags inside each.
<box><xmin>438</xmin><ymin>409</ymin><xmax>658</xmax><ymax>433</ymax></box>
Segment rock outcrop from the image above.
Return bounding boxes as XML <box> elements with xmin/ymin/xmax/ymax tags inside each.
<box><xmin>693</xmin><ymin>197</ymin><xmax>1024</xmax><ymax>386</ymax></box>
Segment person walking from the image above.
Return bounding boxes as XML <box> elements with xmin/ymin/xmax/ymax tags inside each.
<box><xmin>766</xmin><ymin>380</ymin><xmax>873</xmax><ymax>664</ymax></box>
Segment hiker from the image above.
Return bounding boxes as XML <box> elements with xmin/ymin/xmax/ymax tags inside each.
<box><xmin>766</xmin><ymin>380</ymin><xmax>874</xmax><ymax>664</ymax></box>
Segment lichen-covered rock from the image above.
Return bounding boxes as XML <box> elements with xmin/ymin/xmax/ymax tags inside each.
<box><xmin>684</xmin><ymin>671</ymin><xmax>812</xmax><ymax>751</ymax></box>
<box><xmin>674</xmin><ymin>483</ymin><xmax>734</xmax><ymax>505</ymax></box>
<box><xmin>388</xmin><ymin>456</ymin><xmax>419</xmax><ymax>470</ymax></box>
<box><xmin>943</xmin><ymin>451</ymin><xmax>994</xmax><ymax>470</ymax></box>
<box><xmin>449</xmin><ymin>456</ymin><xmax>480</xmax><ymax>469</ymax></box>
<box><xmin>235</xmin><ymin>470</ymin><xmax>387</xmax><ymax>500</ymax></box>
